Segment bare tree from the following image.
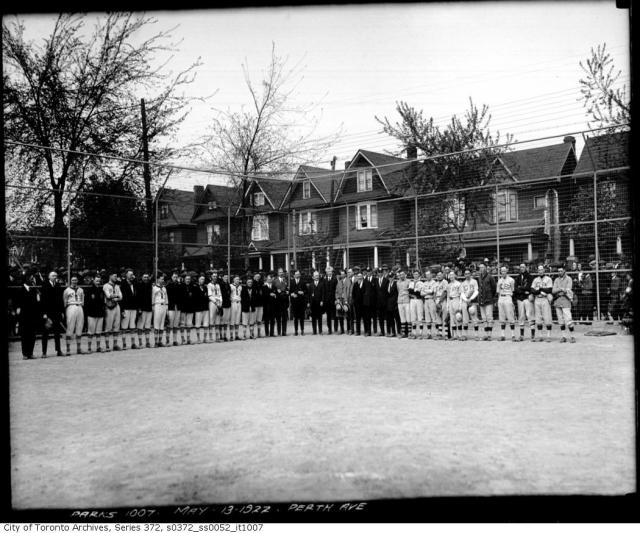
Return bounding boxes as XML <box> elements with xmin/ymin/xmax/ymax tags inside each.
<box><xmin>579</xmin><ymin>43</ymin><xmax>630</xmax><ymax>129</ymax></box>
<box><xmin>3</xmin><ymin>13</ymin><xmax>204</xmax><ymax>255</ymax></box>
<box><xmin>203</xmin><ymin>43</ymin><xmax>340</xmax><ymax>266</ymax></box>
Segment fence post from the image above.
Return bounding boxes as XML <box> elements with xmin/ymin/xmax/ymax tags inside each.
<box><xmin>292</xmin><ymin>209</ymin><xmax>297</xmax><ymax>270</ymax></box>
<box><xmin>345</xmin><ymin>204</ymin><xmax>350</xmax><ymax>268</ymax></box>
<box><xmin>227</xmin><ymin>205</ymin><xmax>231</xmax><ymax>279</ymax></box>
<box><xmin>154</xmin><ymin>195</ymin><xmax>159</xmax><ymax>280</ymax></box>
<box><xmin>495</xmin><ymin>182</ymin><xmax>501</xmax><ymax>269</ymax></box>
<box><xmin>67</xmin><ymin>215</ymin><xmax>71</xmax><ymax>285</ymax></box>
<box><xmin>593</xmin><ymin>170</ymin><xmax>601</xmax><ymax>320</ymax></box>
<box><xmin>414</xmin><ymin>194</ymin><xmax>419</xmax><ymax>270</ymax></box>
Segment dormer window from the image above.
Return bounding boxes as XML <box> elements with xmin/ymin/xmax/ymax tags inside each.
<box><xmin>302</xmin><ymin>180</ymin><xmax>311</xmax><ymax>199</ymax></box>
<box><xmin>492</xmin><ymin>189</ymin><xmax>518</xmax><ymax>223</ymax></box>
<box><xmin>357</xmin><ymin>169</ymin><xmax>373</xmax><ymax>192</ymax></box>
<box><xmin>207</xmin><ymin>201</ymin><xmax>217</xmax><ymax>211</ymax></box>
<box><xmin>253</xmin><ymin>191</ymin><xmax>265</xmax><ymax>206</ymax></box>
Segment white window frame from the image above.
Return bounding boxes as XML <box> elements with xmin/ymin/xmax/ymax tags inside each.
<box><xmin>253</xmin><ymin>191</ymin><xmax>265</xmax><ymax>207</ymax></box>
<box><xmin>160</xmin><ymin>204</ymin><xmax>169</xmax><ymax>219</ymax></box>
<box><xmin>251</xmin><ymin>214</ymin><xmax>269</xmax><ymax>240</ymax></box>
<box><xmin>299</xmin><ymin>210</ymin><xmax>317</xmax><ymax>235</ymax></box>
<box><xmin>492</xmin><ymin>189</ymin><xmax>518</xmax><ymax>223</ymax></box>
<box><xmin>207</xmin><ymin>201</ymin><xmax>217</xmax><ymax>211</ymax></box>
<box><xmin>213</xmin><ymin>224</ymin><xmax>221</xmax><ymax>237</ymax></box>
<box><xmin>302</xmin><ymin>180</ymin><xmax>311</xmax><ymax>199</ymax></box>
<box><xmin>168</xmin><ymin>231</ymin><xmax>175</xmax><ymax>244</ymax></box>
<box><xmin>533</xmin><ymin>195</ymin><xmax>547</xmax><ymax>210</ymax></box>
<box><xmin>446</xmin><ymin>195</ymin><xmax>466</xmax><ymax>228</ymax></box>
<box><xmin>357</xmin><ymin>169</ymin><xmax>373</xmax><ymax>192</ymax></box>
<box><xmin>206</xmin><ymin>224</ymin><xmax>213</xmax><ymax>245</ymax></box>
<box><xmin>356</xmin><ymin>202</ymin><xmax>378</xmax><ymax>230</ymax></box>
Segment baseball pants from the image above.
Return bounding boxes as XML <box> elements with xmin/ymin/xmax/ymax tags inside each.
<box><xmin>167</xmin><ymin>308</ymin><xmax>181</xmax><ymax>328</ymax></box>
<box><xmin>66</xmin><ymin>306</ymin><xmax>84</xmax><ymax>336</ymax></box>
<box><xmin>242</xmin><ymin>311</ymin><xmax>256</xmax><ymax>326</ymax></box>
<box><xmin>195</xmin><ymin>310</ymin><xmax>209</xmax><ymax>327</ymax></box>
<box><xmin>498</xmin><ymin>296</ymin><xmax>515</xmax><ymax>324</ymax></box>
<box><xmin>517</xmin><ymin>299</ymin><xmax>535</xmax><ymax>326</ymax></box>
<box><xmin>410</xmin><ymin>299</ymin><xmax>424</xmax><ymax>324</ymax></box>
<box><xmin>534</xmin><ymin>298</ymin><xmax>552</xmax><ymax>326</ymax></box>
<box><xmin>87</xmin><ymin>316</ymin><xmax>104</xmax><ymax>335</ymax></box>
<box><xmin>153</xmin><ymin>304</ymin><xmax>168</xmax><ymax>330</ymax></box>
<box><xmin>398</xmin><ymin>303</ymin><xmax>411</xmax><ymax>323</ymax></box>
<box><xmin>104</xmin><ymin>306</ymin><xmax>121</xmax><ymax>332</ymax></box>
<box><xmin>423</xmin><ymin>299</ymin><xmax>437</xmax><ymax>325</ymax></box>
<box><xmin>230</xmin><ymin>302</ymin><xmax>242</xmax><ymax>325</ymax></box>
<box><xmin>461</xmin><ymin>301</ymin><xmax>478</xmax><ymax>326</ymax></box>
<box><xmin>136</xmin><ymin>311</ymin><xmax>152</xmax><ymax>330</ymax></box>
<box><xmin>180</xmin><ymin>312</ymin><xmax>194</xmax><ymax>327</ymax></box>
<box><xmin>121</xmin><ymin>309</ymin><xmax>137</xmax><ymax>330</ymax></box>
<box><xmin>479</xmin><ymin>303</ymin><xmax>494</xmax><ymax>327</ymax></box>
<box><xmin>555</xmin><ymin>306</ymin><xmax>573</xmax><ymax>327</ymax></box>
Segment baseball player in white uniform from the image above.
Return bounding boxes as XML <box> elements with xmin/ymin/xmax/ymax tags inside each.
<box><xmin>496</xmin><ymin>266</ymin><xmax>517</xmax><ymax>341</ymax></box>
<box><xmin>63</xmin><ymin>276</ymin><xmax>85</xmax><ymax>355</ymax></box>
<box><xmin>434</xmin><ymin>271</ymin><xmax>448</xmax><ymax>339</ymax></box>
<box><xmin>446</xmin><ymin>271</ymin><xmax>463</xmax><ymax>340</ymax></box>
<box><xmin>420</xmin><ymin>270</ymin><xmax>438</xmax><ymax>339</ymax></box>
<box><xmin>253</xmin><ymin>273</ymin><xmax>264</xmax><ymax>338</ymax></box>
<box><xmin>460</xmin><ymin>269</ymin><xmax>479</xmax><ymax>340</ymax></box>
<box><xmin>408</xmin><ymin>270</ymin><xmax>425</xmax><ymax>339</ymax></box>
<box><xmin>165</xmin><ymin>272</ymin><xmax>182</xmax><ymax>346</ymax></box>
<box><xmin>552</xmin><ymin>266</ymin><xmax>576</xmax><ymax>343</ymax></box>
<box><xmin>103</xmin><ymin>272</ymin><xmax>123</xmax><ymax>351</ymax></box>
<box><xmin>207</xmin><ymin>271</ymin><xmax>223</xmax><ymax>342</ymax></box>
<box><xmin>396</xmin><ymin>271</ymin><xmax>411</xmax><ymax>339</ymax></box>
<box><xmin>230</xmin><ymin>276</ymin><xmax>243</xmax><ymax>341</ymax></box>
<box><xmin>152</xmin><ymin>275</ymin><xmax>168</xmax><ymax>347</ymax></box>
<box><xmin>530</xmin><ymin>264</ymin><xmax>553</xmax><ymax>342</ymax></box>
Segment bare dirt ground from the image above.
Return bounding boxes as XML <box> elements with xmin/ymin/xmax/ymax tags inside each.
<box><xmin>8</xmin><ymin>324</ymin><xmax>636</xmax><ymax>509</ymax></box>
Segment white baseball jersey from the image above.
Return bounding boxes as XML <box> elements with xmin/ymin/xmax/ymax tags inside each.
<box><xmin>230</xmin><ymin>284</ymin><xmax>242</xmax><ymax>303</ymax></box>
<box><xmin>435</xmin><ymin>280</ymin><xmax>448</xmax><ymax>301</ymax></box>
<box><xmin>531</xmin><ymin>275</ymin><xmax>553</xmax><ymax>296</ymax></box>
<box><xmin>420</xmin><ymin>279</ymin><xmax>437</xmax><ymax>298</ymax></box>
<box><xmin>461</xmin><ymin>278</ymin><xmax>479</xmax><ymax>302</ymax></box>
<box><xmin>63</xmin><ymin>287</ymin><xmax>84</xmax><ymax>307</ymax></box>
<box><xmin>409</xmin><ymin>280</ymin><xmax>425</xmax><ymax>297</ymax></box>
<box><xmin>103</xmin><ymin>282</ymin><xmax>122</xmax><ymax>304</ymax></box>
<box><xmin>497</xmin><ymin>276</ymin><xmax>516</xmax><ymax>297</ymax></box>
<box><xmin>447</xmin><ymin>280</ymin><xmax>462</xmax><ymax>300</ymax></box>
<box><xmin>152</xmin><ymin>285</ymin><xmax>168</xmax><ymax>306</ymax></box>
<box><xmin>208</xmin><ymin>282</ymin><xmax>222</xmax><ymax>307</ymax></box>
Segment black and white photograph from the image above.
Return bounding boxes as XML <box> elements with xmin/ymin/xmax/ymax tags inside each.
<box><xmin>3</xmin><ymin>0</ymin><xmax>635</xmax><ymax>521</ymax></box>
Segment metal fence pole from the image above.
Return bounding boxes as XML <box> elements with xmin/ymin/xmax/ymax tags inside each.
<box><xmin>227</xmin><ymin>206</ymin><xmax>231</xmax><ymax>279</ymax></box>
<box><xmin>67</xmin><ymin>215</ymin><xmax>71</xmax><ymax>285</ymax></box>
<box><xmin>414</xmin><ymin>194</ymin><xmax>419</xmax><ymax>270</ymax></box>
<box><xmin>292</xmin><ymin>209</ymin><xmax>297</xmax><ymax>270</ymax></box>
<box><xmin>495</xmin><ymin>183</ymin><xmax>501</xmax><ymax>269</ymax></box>
<box><xmin>154</xmin><ymin>197</ymin><xmax>159</xmax><ymax>280</ymax></box>
<box><xmin>593</xmin><ymin>170</ymin><xmax>601</xmax><ymax>320</ymax></box>
<box><xmin>345</xmin><ymin>204</ymin><xmax>350</xmax><ymax>268</ymax></box>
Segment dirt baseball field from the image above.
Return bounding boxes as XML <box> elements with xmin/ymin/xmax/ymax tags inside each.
<box><xmin>8</xmin><ymin>324</ymin><xmax>636</xmax><ymax>509</ymax></box>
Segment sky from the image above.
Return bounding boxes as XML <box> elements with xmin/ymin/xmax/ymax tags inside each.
<box><xmin>8</xmin><ymin>1</ymin><xmax>631</xmax><ymax>190</ymax></box>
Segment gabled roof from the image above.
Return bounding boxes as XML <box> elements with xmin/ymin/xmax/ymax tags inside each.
<box><xmin>497</xmin><ymin>141</ymin><xmax>576</xmax><ymax>182</ymax></box>
<box><xmin>335</xmin><ymin>149</ymin><xmax>414</xmax><ymax>202</ymax></box>
<box><xmin>158</xmin><ymin>188</ymin><xmax>195</xmax><ymax>227</ymax></box>
<box><xmin>240</xmin><ymin>178</ymin><xmax>293</xmax><ymax>213</ymax></box>
<box><xmin>574</xmin><ymin>131</ymin><xmax>629</xmax><ymax>174</ymax></box>
<box><xmin>283</xmin><ymin>165</ymin><xmax>342</xmax><ymax>207</ymax></box>
<box><xmin>192</xmin><ymin>184</ymin><xmax>242</xmax><ymax>223</ymax></box>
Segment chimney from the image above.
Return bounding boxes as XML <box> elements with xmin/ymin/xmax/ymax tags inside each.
<box><xmin>193</xmin><ymin>185</ymin><xmax>204</xmax><ymax>206</ymax></box>
<box><xmin>344</xmin><ymin>160</ymin><xmax>351</xmax><ymax>170</ymax></box>
<box><xmin>407</xmin><ymin>144</ymin><xmax>418</xmax><ymax>181</ymax></box>
<box><xmin>406</xmin><ymin>144</ymin><xmax>418</xmax><ymax>161</ymax></box>
<box><xmin>331</xmin><ymin>156</ymin><xmax>337</xmax><ymax>171</ymax></box>
<box><xmin>563</xmin><ymin>136</ymin><xmax>576</xmax><ymax>150</ymax></box>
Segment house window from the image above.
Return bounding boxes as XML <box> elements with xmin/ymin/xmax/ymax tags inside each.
<box><xmin>213</xmin><ymin>224</ymin><xmax>221</xmax><ymax>236</ymax></box>
<box><xmin>206</xmin><ymin>224</ymin><xmax>213</xmax><ymax>245</ymax></box>
<box><xmin>251</xmin><ymin>215</ymin><xmax>269</xmax><ymax>240</ymax></box>
<box><xmin>492</xmin><ymin>189</ymin><xmax>518</xmax><ymax>223</ymax></box>
<box><xmin>253</xmin><ymin>191</ymin><xmax>265</xmax><ymax>206</ymax></box>
<box><xmin>533</xmin><ymin>195</ymin><xmax>547</xmax><ymax>209</ymax></box>
<box><xmin>303</xmin><ymin>180</ymin><xmax>311</xmax><ymax>199</ymax></box>
<box><xmin>160</xmin><ymin>204</ymin><xmax>169</xmax><ymax>219</ymax></box>
<box><xmin>207</xmin><ymin>201</ymin><xmax>217</xmax><ymax>211</ymax></box>
<box><xmin>446</xmin><ymin>196</ymin><xmax>466</xmax><ymax>228</ymax></box>
<box><xmin>356</xmin><ymin>203</ymin><xmax>378</xmax><ymax>230</ymax></box>
<box><xmin>168</xmin><ymin>232</ymin><xmax>174</xmax><ymax>243</ymax></box>
<box><xmin>357</xmin><ymin>169</ymin><xmax>373</xmax><ymax>192</ymax></box>
<box><xmin>299</xmin><ymin>211</ymin><xmax>318</xmax><ymax>235</ymax></box>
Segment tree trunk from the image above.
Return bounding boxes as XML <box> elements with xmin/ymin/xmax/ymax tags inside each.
<box><xmin>52</xmin><ymin>188</ymin><xmax>67</xmax><ymax>267</ymax></box>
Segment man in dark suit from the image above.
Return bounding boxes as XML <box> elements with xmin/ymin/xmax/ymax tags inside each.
<box><xmin>386</xmin><ymin>271</ymin><xmax>400</xmax><ymax>337</ymax></box>
<box><xmin>352</xmin><ymin>272</ymin><xmax>374</xmax><ymax>336</ymax></box>
<box><xmin>262</xmin><ymin>273</ymin><xmax>278</xmax><ymax>337</ymax></box>
<box><xmin>363</xmin><ymin>267</ymin><xmax>378</xmax><ymax>334</ymax></box>
<box><xmin>41</xmin><ymin>270</ymin><xmax>65</xmax><ymax>357</ymax></box>
<box><xmin>308</xmin><ymin>270</ymin><xmax>325</xmax><ymax>335</ymax></box>
<box><xmin>372</xmin><ymin>266</ymin><xmax>389</xmax><ymax>336</ymax></box>
<box><xmin>274</xmin><ymin>268</ymin><xmax>289</xmax><ymax>335</ymax></box>
<box><xmin>289</xmin><ymin>270</ymin><xmax>307</xmax><ymax>335</ymax></box>
<box><xmin>16</xmin><ymin>271</ymin><xmax>42</xmax><ymax>359</ymax></box>
<box><xmin>323</xmin><ymin>266</ymin><xmax>339</xmax><ymax>334</ymax></box>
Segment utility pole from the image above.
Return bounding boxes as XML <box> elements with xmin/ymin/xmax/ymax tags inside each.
<box><xmin>141</xmin><ymin>98</ymin><xmax>153</xmax><ymax>235</ymax></box>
